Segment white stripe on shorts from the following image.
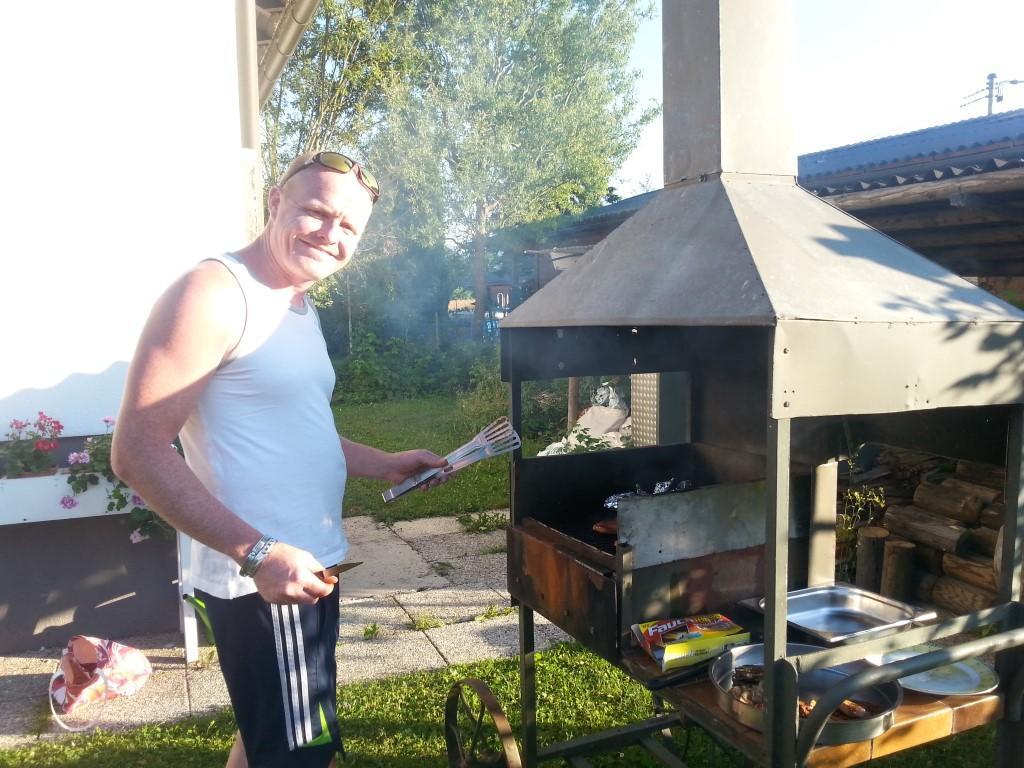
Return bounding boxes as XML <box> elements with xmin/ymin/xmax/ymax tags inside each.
<box><xmin>290</xmin><ymin>604</ymin><xmax>315</xmax><ymax>745</ymax></box>
<box><xmin>271</xmin><ymin>603</ymin><xmax>319</xmax><ymax>750</ymax></box>
<box><xmin>270</xmin><ymin>604</ymin><xmax>297</xmax><ymax>751</ymax></box>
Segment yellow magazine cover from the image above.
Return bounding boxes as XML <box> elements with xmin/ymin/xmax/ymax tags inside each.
<box><xmin>631</xmin><ymin>613</ymin><xmax>750</xmax><ymax>671</ymax></box>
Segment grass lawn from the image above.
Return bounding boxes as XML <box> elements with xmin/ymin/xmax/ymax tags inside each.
<box><xmin>335</xmin><ymin>395</ymin><xmax>543</xmax><ymax>523</ymax></box>
<box><xmin>1</xmin><ymin>643</ymin><xmax>995</xmax><ymax>767</ymax></box>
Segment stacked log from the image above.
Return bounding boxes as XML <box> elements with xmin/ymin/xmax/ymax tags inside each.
<box><xmin>879</xmin><ymin>539</ymin><xmax>916</xmax><ymax>603</ymax></box>
<box><xmin>931</xmin><ymin>576</ymin><xmax>997</xmax><ymax>613</ymax></box>
<box><xmin>941</xmin><ymin>477</ymin><xmax>1000</xmax><ymax>505</ymax></box>
<box><xmin>877</xmin><ymin>456</ymin><xmax>1005</xmax><ymax>614</ymax></box>
<box><xmin>980</xmin><ymin>503</ymin><xmax>1004</xmax><ymax>530</ymax></box>
<box><xmin>955</xmin><ymin>459</ymin><xmax>1006</xmax><ymax>490</ymax></box>
<box><xmin>941</xmin><ymin>552</ymin><xmax>997</xmax><ymax>592</ymax></box>
<box><xmin>966</xmin><ymin>526</ymin><xmax>999</xmax><ymax>557</ymax></box>
<box><xmin>882</xmin><ymin>505</ymin><xmax>968</xmax><ymax>553</ymax></box>
<box><xmin>854</xmin><ymin>526</ymin><xmax>889</xmax><ymax>593</ymax></box>
<box><xmin>913</xmin><ymin>482</ymin><xmax>982</xmax><ymax>524</ymax></box>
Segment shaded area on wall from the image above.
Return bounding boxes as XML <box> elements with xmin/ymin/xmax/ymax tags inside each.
<box><xmin>0</xmin><ymin>515</ymin><xmax>178</xmax><ymax>653</ymax></box>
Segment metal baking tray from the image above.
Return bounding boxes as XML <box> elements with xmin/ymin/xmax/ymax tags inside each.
<box><xmin>746</xmin><ymin>583</ymin><xmax>937</xmax><ymax>645</ymax></box>
<box><xmin>710</xmin><ymin>643</ymin><xmax>903</xmax><ymax>746</ymax></box>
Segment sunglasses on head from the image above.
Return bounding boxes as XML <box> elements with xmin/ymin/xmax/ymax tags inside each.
<box><xmin>280</xmin><ymin>151</ymin><xmax>380</xmax><ymax>203</ymax></box>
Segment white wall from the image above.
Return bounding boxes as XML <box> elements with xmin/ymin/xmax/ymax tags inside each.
<box><xmin>0</xmin><ymin>2</ymin><xmax>248</xmax><ymax>437</ymax></box>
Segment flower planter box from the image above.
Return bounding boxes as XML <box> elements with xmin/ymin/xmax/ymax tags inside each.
<box><xmin>0</xmin><ymin>472</ymin><xmax>120</xmax><ymax>526</ymax></box>
<box><xmin>0</xmin><ymin>473</ymin><xmax>180</xmax><ymax>653</ymax></box>
<box><xmin>0</xmin><ymin>514</ymin><xmax>180</xmax><ymax>653</ymax></box>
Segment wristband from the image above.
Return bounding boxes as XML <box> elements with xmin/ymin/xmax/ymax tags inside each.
<box><xmin>239</xmin><ymin>535</ymin><xmax>277</xmax><ymax>578</ymax></box>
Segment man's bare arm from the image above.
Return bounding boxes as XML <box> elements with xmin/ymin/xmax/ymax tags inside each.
<box><xmin>341</xmin><ymin>437</ymin><xmax>447</xmax><ymax>485</ymax></box>
<box><xmin>112</xmin><ymin>263</ymin><xmax>333</xmax><ymax>603</ymax></box>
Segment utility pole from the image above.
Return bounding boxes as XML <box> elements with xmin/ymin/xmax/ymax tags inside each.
<box><xmin>962</xmin><ymin>72</ymin><xmax>1024</xmax><ymax>115</ymax></box>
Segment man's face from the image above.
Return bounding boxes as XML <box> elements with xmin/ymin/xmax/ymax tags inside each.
<box><xmin>265</xmin><ymin>165</ymin><xmax>375</xmax><ymax>287</ymax></box>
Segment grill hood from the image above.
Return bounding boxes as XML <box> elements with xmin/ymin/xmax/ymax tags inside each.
<box><xmin>502</xmin><ymin>0</ymin><xmax>1024</xmax><ymax>417</ymax></box>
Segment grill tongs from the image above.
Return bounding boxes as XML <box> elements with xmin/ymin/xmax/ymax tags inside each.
<box><xmin>381</xmin><ymin>417</ymin><xmax>522</xmax><ymax>503</ymax></box>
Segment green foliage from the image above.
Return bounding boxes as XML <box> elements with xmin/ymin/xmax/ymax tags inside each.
<box><xmin>334</xmin><ymin>334</ymin><xmax>490</xmax><ymax>404</ymax></box>
<box><xmin>473</xmin><ymin>604</ymin><xmax>516</xmax><ymax>622</ymax></box>
<box><xmin>27</xmin><ymin>697</ymin><xmax>51</xmax><ymax>739</ymax></box>
<box><xmin>456</xmin><ymin>511</ymin><xmax>508</xmax><ymax>533</ymax></box>
<box><xmin>409</xmin><ymin>613</ymin><xmax>444</xmax><ymax>630</ymax></box>
<box><xmin>66</xmin><ymin>428</ymin><xmax>175</xmax><ymax>540</ymax></box>
<box><xmin>454</xmin><ymin>349</ymin><xmax>567</xmax><ymax>442</ymax></box>
<box><xmin>454</xmin><ymin>352</ymin><xmax>509</xmax><ymax>428</ymax></box>
<box><xmin>835</xmin><ymin>459</ymin><xmax>887</xmax><ymax>582</ymax></box>
<box><xmin>568</xmin><ymin>426</ymin><xmax>614</xmax><ymax>454</ymax></box>
<box><xmin>362</xmin><ymin>623</ymin><xmax>381</xmax><ymax>640</ymax></box>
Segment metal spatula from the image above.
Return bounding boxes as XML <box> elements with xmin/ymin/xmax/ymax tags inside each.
<box><xmin>382</xmin><ymin>417</ymin><xmax>522</xmax><ymax>503</ymax></box>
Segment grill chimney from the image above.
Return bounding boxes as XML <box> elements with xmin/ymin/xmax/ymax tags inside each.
<box><xmin>663</xmin><ymin>0</ymin><xmax>795</xmax><ymax>182</ymax></box>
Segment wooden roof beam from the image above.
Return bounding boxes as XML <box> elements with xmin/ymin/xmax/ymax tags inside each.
<box><xmin>930</xmin><ymin>257</ymin><xmax>1024</xmax><ymax>277</ymax></box>
<box><xmin>825</xmin><ymin>168</ymin><xmax>1024</xmax><ymax>211</ymax></box>
<box><xmin>897</xmin><ymin>225</ymin><xmax>1024</xmax><ymax>249</ymax></box>
<box><xmin>920</xmin><ymin>244</ymin><xmax>1024</xmax><ymax>262</ymax></box>
<box><xmin>949</xmin><ymin>191</ymin><xmax>1024</xmax><ymax>222</ymax></box>
<box><xmin>860</xmin><ymin>208</ymin><xmax>1022</xmax><ymax>233</ymax></box>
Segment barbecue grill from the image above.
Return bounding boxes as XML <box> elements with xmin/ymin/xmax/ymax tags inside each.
<box><xmin>442</xmin><ymin>1</ymin><xmax>1024</xmax><ymax>765</ymax></box>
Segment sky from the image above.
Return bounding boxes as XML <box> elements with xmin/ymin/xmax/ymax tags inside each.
<box><xmin>614</xmin><ymin>0</ymin><xmax>1024</xmax><ymax>198</ymax></box>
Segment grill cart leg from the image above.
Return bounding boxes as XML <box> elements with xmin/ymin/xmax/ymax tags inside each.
<box><xmin>998</xmin><ymin>408</ymin><xmax>1024</xmax><ymax>767</ymax></box>
<box><xmin>444</xmin><ymin>678</ymin><xmax>523</xmax><ymax>768</ymax></box>
<box><xmin>997</xmin><ymin>643</ymin><xmax>1024</xmax><ymax>766</ymax></box>
<box><xmin>519</xmin><ymin>606</ymin><xmax>538</xmax><ymax>767</ymax></box>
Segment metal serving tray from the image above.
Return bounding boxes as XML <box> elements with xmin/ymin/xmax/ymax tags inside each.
<box><xmin>750</xmin><ymin>584</ymin><xmax>937</xmax><ymax>645</ymax></box>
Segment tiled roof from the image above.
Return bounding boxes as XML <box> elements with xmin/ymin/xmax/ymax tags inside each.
<box><xmin>798</xmin><ymin>109</ymin><xmax>1024</xmax><ymax>196</ymax></box>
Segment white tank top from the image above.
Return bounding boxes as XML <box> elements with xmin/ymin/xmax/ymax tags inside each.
<box><xmin>180</xmin><ymin>253</ymin><xmax>348</xmax><ymax>599</ymax></box>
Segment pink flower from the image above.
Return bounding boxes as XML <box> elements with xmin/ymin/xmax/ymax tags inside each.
<box><xmin>131</xmin><ymin>494</ymin><xmax>146</xmax><ymax>507</ymax></box>
<box><xmin>129</xmin><ymin>529</ymin><xmax>149</xmax><ymax>544</ymax></box>
<box><xmin>35</xmin><ymin>439</ymin><xmax>57</xmax><ymax>452</ymax></box>
<box><xmin>59</xmin><ymin>495</ymin><xmax>79</xmax><ymax>510</ymax></box>
<box><xmin>103</xmin><ymin>417</ymin><xmax>116</xmax><ymax>428</ymax></box>
<box><xmin>67</xmin><ymin>451</ymin><xmax>91</xmax><ymax>465</ymax></box>
<box><xmin>9</xmin><ymin>419</ymin><xmax>29</xmax><ymax>431</ymax></box>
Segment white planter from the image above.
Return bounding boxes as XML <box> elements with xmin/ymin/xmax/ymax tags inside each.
<box><xmin>0</xmin><ymin>473</ymin><xmax>121</xmax><ymax>526</ymax></box>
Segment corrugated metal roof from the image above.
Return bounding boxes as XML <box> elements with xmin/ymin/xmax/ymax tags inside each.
<box><xmin>799</xmin><ymin>109</ymin><xmax>1024</xmax><ymax>195</ymax></box>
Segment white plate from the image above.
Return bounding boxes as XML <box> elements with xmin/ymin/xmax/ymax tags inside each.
<box><xmin>870</xmin><ymin>643</ymin><xmax>998</xmax><ymax>696</ymax></box>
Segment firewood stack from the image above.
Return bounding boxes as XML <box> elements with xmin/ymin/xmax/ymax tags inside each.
<box><xmin>853</xmin><ymin>449</ymin><xmax>1006</xmax><ymax>615</ymax></box>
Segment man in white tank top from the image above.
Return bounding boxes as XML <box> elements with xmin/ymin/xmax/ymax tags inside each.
<box><xmin>112</xmin><ymin>152</ymin><xmax>448</xmax><ymax>767</ymax></box>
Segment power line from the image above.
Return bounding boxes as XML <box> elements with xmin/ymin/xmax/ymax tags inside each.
<box><xmin>961</xmin><ymin>73</ymin><xmax>1024</xmax><ymax>115</ymax></box>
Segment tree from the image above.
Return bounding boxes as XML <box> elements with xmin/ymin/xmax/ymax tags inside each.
<box><xmin>262</xmin><ymin>0</ymin><xmax>420</xmax><ymax>185</ymax></box>
<box><xmin>368</xmin><ymin>0</ymin><xmax>657</xmax><ymax>337</ymax></box>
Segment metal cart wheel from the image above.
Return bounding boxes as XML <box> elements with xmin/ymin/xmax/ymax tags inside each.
<box><xmin>444</xmin><ymin>678</ymin><xmax>522</xmax><ymax>768</ymax></box>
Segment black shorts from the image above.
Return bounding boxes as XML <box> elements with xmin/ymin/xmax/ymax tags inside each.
<box><xmin>196</xmin><ymin>586</ymin><xmax>342</xmax><ymax>767</ymax></box>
